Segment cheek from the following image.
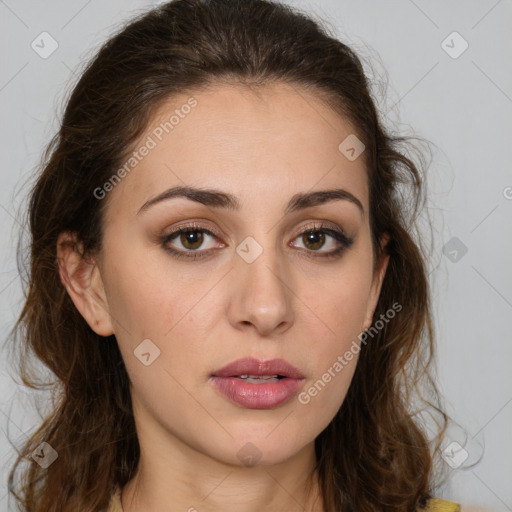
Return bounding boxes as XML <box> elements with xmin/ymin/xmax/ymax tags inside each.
<box><xmin>101</xmin><ymin>248</ymin><xmax>218</xmax><ymax>379</ymax></box>
<box><xmin>300</xmin><ymin>254</ymin><xmax>374</xmax><ymax>341</ymax></box>
<box><xmin>101</xmin><ymin>235</ymin><xmax>197</xmax><ymax>338</ymax></box>
<box><xmin>294</xmin><ymin>255</ymin><xmax>374</xmax><ymax>412</ymax></box>
<box><xmin>103</xmin><ymin>265</ymin><xmax>171</xmax><ymax>339</ymax></box>
<box><xmin>296</xmin><ymin>289</ymin><xmax>364</xmax><ymax>421</ymax></box>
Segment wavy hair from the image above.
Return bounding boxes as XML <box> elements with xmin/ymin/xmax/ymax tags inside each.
<box><xmin>7</xmin><ymin>0</ymin><xmax>448</xmax><ymax>510</ymax></box>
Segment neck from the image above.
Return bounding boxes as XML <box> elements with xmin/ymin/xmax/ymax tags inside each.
<box><xmin>120</xmin><ymin>431</ymin><xmax>324</xmax><ymax>512</ymax></box>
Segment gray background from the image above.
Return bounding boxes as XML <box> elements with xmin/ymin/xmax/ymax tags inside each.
<box><xmin>1</xmin><ymin>1</ymin><xmax>511</xmax><ymax>510</ymax></box>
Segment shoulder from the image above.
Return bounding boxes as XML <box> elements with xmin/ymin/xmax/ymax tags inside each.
<box><xmin>424</xmin><ymin>498</ymin><xmax>461</xmax><ymax>511</ymax></box>
<box><xmin>107</xmin><ymin>485</ymin><xmax>123</xmax><ymax>512</ymax></box>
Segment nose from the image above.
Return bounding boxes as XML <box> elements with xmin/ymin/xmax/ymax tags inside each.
<box><xmin>226</xmin><ymin>242</ymin><xmax>295</xmax><ymax>337</ymax></box>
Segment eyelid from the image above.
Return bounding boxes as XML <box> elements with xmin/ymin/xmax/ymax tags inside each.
<box><xmin>162</xmin><ymin>222</ymin><xmax>225</xmax><ymax>250</ymax></box>
<box><xmin>290</xmin><ymin>223</ymin><xmax>354</xmax><ymax>255</ymax></box>
<box><xmin>293</xmin><ymin>220</ymin><xmax>349</xmax><ymax>239</ymax></box>
<box><xmin>161</xmin><ymin>220</ymin><xmax>224</xmax><ymax>243</ymax></box>
<box><xmin>160</xmin><ymin>220</ymin><xmax>353</xmax><ymax>259</ymax></box>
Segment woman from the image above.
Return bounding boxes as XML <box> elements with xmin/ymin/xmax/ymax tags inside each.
<box><xmin>7</xmin><ymin>0</ymin><xmax>460</xmax><ymax>510</ymax></box>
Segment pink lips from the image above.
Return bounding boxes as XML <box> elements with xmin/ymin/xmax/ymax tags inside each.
<box><xmin>209</xmin><ymin>357</ymin><xmax>305</xmax><ymax>409</ymax></box>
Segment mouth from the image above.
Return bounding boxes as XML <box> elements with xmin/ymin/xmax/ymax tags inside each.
<box><xmin>211</xmin><ymin>356</ymin><xmax>305</xmax><ymax>380</ymax></box>
<box><xmin>209</xmin><ymin>357</ymin><xmax>305</xmax><ymax>409</ymax></box>
<box><xmin>233</xmin><ymin>374</ymin><xmax>286</xmax><ymax>383</ymax></box>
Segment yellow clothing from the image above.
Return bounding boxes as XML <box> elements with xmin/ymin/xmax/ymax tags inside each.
<box><xmin>426</xmin><ymin>498</ymin><xmax>461</xmax><ymax>511</ymax></box>
<box><xmin>107</xmin><ymin>486</ymin><xmax>123</xmax><ymax>512</ymax></box>
<box><xmin>107</xmin><ymin>486</ymin><xmax>461</xmax><ymax>511</ymax></box>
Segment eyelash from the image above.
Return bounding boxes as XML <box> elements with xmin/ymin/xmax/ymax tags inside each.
<box><xmin>160</xmin><ymin>222</ymin><xmax>354</xmax><ymax>261</ymax></box>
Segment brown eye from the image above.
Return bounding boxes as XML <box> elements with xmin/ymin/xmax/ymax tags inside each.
<box><xmin>290</xmin><ymin>226</ymin><xmax>353</xmax><ymax>258</ymax></box>
<box><xmin>179</xmin><ymin>230</ymin><xmax>204</xmax><ymax>250</ymax></box>
<box><xmin>301</xmin><ymin>230</ymin><xmax>326</xmax><ymax>251</ymax></box>
<box><xmin>161</xmin><ymin>224</ymin><xmax>224</xmax><ymax>260</ymax></box>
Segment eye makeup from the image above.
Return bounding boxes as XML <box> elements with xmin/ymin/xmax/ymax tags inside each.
<box><xmin>159</xmin><ymin>221</ymin><xmax>354</xmax><ymax>261</ymax></box>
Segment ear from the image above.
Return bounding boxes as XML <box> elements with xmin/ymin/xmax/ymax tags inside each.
<box><xmin>362</xmin><ymin>233</ymin><xmax>390</xmax><ymax>332</ymax></box>
<box><xmin>56</xmin><ymin>231</ymin><xmax>114</xmax><ymax>337</ymax></box>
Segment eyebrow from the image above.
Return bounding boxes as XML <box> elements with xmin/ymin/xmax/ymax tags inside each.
<box><xmin>136</xmin><ymin>185</ymin><xmax>364</xmax><ymax>216</ymax></box>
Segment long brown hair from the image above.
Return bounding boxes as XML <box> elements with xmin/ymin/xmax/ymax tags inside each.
<box><xmin>7</xmin><ymin>0</ymin><xmax>448</xmax><ymax>510</ymax></box>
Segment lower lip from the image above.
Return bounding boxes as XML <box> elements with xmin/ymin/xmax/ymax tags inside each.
<box><xmin>209</xmin><ymin>376</ymin><xmax>305</xmax><ymax>409</ymax></box>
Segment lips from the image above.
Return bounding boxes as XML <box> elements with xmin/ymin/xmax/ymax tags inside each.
<box><xmin>211</xmin><ymin>357</ymin><xmax>305</xmax><ymax>379</ymax></box>
<box><xmin>209</xmin><ymin>357</ymin><xmax>306</xmax><ymax>409</ymax></box>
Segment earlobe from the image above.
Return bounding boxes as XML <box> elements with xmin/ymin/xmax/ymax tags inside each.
<box><xmin>56</xmin><ymin>231</ymin><xmax>114</xmax><ymax>337</ymax></box>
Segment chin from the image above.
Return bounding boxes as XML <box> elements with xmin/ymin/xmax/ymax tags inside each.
<box><xmin>204</xmin><ymin>431</ymin><xmax>312</xmax><ymax>468</ymax></box>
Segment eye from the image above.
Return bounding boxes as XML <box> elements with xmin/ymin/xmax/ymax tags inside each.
<box><xmin>160</xmin><ymin>222</ymin><xmax>353</xmax><ymax>260</ymax></box>
<box><xmin>161</xmin><ymin>223</ymin><xmax>223</xmax><ymax>259</ymax></box>
<box><xmin>290</xmin><ymin>223</ymin><xmax>354</xmax><ymax>259</ymax></box>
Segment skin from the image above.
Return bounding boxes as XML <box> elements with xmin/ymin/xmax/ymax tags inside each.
<box><xmin>57</xmin><ymin>82</ymin><xmax>389</xmax><ymax>512</ymax></box>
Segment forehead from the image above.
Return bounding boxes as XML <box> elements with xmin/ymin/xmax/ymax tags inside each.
<box><xmin>105</xmin><ymin>81</ymin><xmax>369</xmax><ymax>217</ymax></box>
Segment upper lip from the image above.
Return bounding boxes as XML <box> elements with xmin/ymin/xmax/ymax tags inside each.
<box><xmin>211</xmin><ymin>357</ymin><xmax>305</xmax><ymax>379</ymax></box>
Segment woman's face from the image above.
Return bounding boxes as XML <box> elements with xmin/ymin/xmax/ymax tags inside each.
<box><xmin>74</xmin><ymin>82</ymin><xmax>388</xmax><ymax>468</ymax></box>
